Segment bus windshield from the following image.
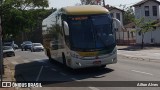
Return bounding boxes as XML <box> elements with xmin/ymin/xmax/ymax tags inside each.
<box><xmin>68</xmin><ymin>14</ymin><xmax>115</xmax><ymax>51</ymax></box>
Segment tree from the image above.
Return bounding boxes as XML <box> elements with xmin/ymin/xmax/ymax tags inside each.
<box><xmin>120</xmin><ymin>5</ymin><xmax>135</xmax><ymax>25</ymax></box>
<box><xmin>133</xmin><ymin>18</ymin><xmax>157</xmax><ymax>49</ymax></box>
<box><xmin>81</xmin><ymin>0</ymin><xmax>102</xmax><ymax>5</ymax></box>
<box><xmin>0</xmin><ymin>0</ymin><xmax>52</xmax><ymax>40</ymax></box>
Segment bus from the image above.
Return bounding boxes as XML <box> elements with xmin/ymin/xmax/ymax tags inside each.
<box><xmin>42</xmin><ymin>5</ymin><xmax>123</xmax><ymax>69</ymax></box>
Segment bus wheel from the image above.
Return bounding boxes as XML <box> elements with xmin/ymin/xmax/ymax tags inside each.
<box><xmin>62</xmin><ymin>53</ymin><xmax>66</xmax><ymax>66</ymax></box>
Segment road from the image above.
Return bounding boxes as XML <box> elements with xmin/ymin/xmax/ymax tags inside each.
<box><xmin>4</xmin><ymin>49</ymin><xmax>160</xmax><ymax>90</ymax></box>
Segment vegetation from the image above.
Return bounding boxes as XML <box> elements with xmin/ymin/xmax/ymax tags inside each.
<box><xmin>120</xmin><ymin>5</ymin><xmax>135</xmax><ymax>25</ymax></box>
<box><xmin>132</xmin><ymin>18</ymin><xmax>157</xmax><ymax>49</ymax></box>
<box><xmin>0</xmin><ymin>0</ymin><xmax>55</xmax><ymax>40</ymax></box>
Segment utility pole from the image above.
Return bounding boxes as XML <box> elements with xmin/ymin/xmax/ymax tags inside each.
<box><xmin>102</xmin><ymin>0</ymin><xmax>105</xmax><ymax>7</ymax></box>
<box><xmin>0</xmin><ymin>0</ymin><xmax>4</xmax><ymax>84</ymax></box>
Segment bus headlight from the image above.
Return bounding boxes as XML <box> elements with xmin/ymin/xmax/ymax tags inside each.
<box><xmin>70</xmin><ymin>52</ymin><xmax>83</xmax><ymax>59</ymax></box>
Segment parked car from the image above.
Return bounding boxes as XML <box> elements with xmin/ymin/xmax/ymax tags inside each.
<box><xmin>3</xmin><ymin>46</ymin><xmax>15</xmax><ymax>57</ymax></box>
<box><xmin>3</xmin><ymin>40</ymin><xmax>14</xmax><ymax>49</ymax></box>
<box><xmin>21</xmin><ymin>41</ymin><xmax>32</xmax><ymax>51</ymax></box>
<box><xmin>31</xmin><ymin>43</ymin><xmax>44</xmax><ymax>52</ymax></box>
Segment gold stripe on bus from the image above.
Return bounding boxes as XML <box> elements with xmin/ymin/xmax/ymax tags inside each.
<box><xmin>78</xmin><ymin>52</ymin><xmax>97</xmax><ymax>57</ymax></box>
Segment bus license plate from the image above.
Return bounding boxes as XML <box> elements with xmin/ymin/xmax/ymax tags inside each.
<box><xmin>93</xmin><ymin>61</ymin><xmax>101</xmax><ymax>65</ymax></box>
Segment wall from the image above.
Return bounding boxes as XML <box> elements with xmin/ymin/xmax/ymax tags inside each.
<box><xmin>134</xmin><ymin>0</ymin><xmax>160</xmax><ymax>45</ymax></box>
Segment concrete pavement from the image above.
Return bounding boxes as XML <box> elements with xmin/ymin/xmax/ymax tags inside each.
<box><xmin>117</xmin><ymin>45</ymin><xmax>160</xmax><ymax>62</ymax></box>
<box><xmin>0</xmin><ymin>58</ymin><xmax>15</xmax><ymax>90</ymax></box>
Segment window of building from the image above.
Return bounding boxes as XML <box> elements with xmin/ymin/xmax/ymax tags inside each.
<box><xmin>152</xmin><ymin>6</ymin><xmax>157</xmax><ymax>16</ymax></box>
<box><xmin>145</xmin><ymin>6</ymin><xmax>149</xmax><ymax>16</ymax></box>
<box><xmin>116</xmin><ymin>13</ymin><xmax>120</xmax><ymax>21</ymax></box>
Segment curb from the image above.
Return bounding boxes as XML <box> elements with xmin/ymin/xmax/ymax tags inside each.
<box><xmin>118</xmin><ymin>54</ymin><xmax>160</xmax><ymax>63</ymax></box>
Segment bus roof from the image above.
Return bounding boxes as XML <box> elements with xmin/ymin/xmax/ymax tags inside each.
<box><xmin>61</xmin><ymin>5</ymin><xmax>109</xmax><ymax>15</ymax></box>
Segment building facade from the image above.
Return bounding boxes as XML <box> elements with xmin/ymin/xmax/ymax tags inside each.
<box><xmin>133</xmin><ymin>0</ymin><xmax>160</xmax><ymax>45</ymax></box>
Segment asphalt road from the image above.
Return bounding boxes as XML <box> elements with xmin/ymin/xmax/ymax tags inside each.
<box><xmin>4</xmin><ymin>49</ymin><xmax>160</xmax><ymax>90</ymax></box>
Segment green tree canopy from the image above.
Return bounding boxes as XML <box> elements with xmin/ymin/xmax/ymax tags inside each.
<box><xmin>0</xmin><ymin>0</ymin><xmax>55</xmax><ymax>39</ymax></box>
<box><xmin>120</xmin><ymin>5</ymin><xmax>135</xmax><ymax>25</ymax></box>
<box><xmin>132</xmin><ymin>18</ymin><xmax>158</xmax><ymax>48</ymax></box>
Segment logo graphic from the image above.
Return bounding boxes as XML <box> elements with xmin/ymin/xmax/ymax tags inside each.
<box><xmin>2</xmin><ymin>82</ymin><xmax>12</xmax><ymax>87</ymax></box>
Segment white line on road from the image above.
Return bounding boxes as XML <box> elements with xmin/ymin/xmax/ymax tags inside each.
<box><xmin>60</xmin><ymin>72</ymin><xmax>67</xmax><ymax>76</ymax></box>
<box><xmin>11</xmin><ymin>61</ymin><xmax>18</xmax><ymax>65</ymax></box>
<box><xmin>36</xmin><ymin>66</ymin><xmax>44</xmax><ymax>81</ymax></box>
<box><xmin>51</xmin><ymin>68</ymin><xmax>57</xmax><ymax>71</ymax></box>
<box><xmin>88</xmin><ymin>87</ymin><xmax>100</xmax><ymax>90</ymax></box>
<box><xmin>131</xmin><ymin>70</ymin><xmax>153</xmax><ymax>75</ymax></box>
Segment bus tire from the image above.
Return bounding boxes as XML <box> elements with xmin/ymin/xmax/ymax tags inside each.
<box><xmin>62</xmin><ymin>53</ymin><xmax>66</xmax><ymax>66</ymax></box>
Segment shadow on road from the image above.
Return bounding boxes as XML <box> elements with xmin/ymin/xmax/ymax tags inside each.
<box><xmin>14</xmin><ymin>58</ymin><xmax>114</xmax><ymax>87</ymax></box>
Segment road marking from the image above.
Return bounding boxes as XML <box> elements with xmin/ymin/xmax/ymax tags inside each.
<box><xmin>36</xmin><ymin>66</ymin><xmax>44</xmax><ymax>81</ymax></box>
<box><xmin>11</xmin><ymin>61</ymin><xmax>18</xmax><ymax>65</ymax></box>
<box><xmin>51</xmin><ymin>68</ymin><xmax>57</xmax><ymax>71</ymax></box>
<box><xmin>60</xmin><ymin>72</ymin><xmax>67</xmax><ymax>76</ymax></box>
<box><xmin>131</xmin><ymin>70</ymin><xmax>153</xmax><ymax>75</ymax></box>
<box><xmin>88</xmin><ymin>87</ymin><xmax>100</xmax><ymax>90</ymax></box>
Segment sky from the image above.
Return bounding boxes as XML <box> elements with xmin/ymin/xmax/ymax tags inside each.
<box><xmin>48</xmin><ymin>0</ymin><xmax>144</xmax><ymax>9</ymax></box>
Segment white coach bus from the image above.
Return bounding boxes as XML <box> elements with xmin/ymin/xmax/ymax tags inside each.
<box><xmin>42</xmin><ymin>5</ymin><xmax>123</xmax><ymax>69</ymax></box>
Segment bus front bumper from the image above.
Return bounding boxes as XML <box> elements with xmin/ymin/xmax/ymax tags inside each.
<box><xmin>69</xmin><ymin>53</ymin><xmax>117</xmax><ymax>69</ymax></box>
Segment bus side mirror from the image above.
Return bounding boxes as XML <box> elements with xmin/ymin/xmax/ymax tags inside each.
<box><xmin>63</xmin><ymin>21</ymin><xmax>69</xmax><ymax>35</ymax></box>
<box><xmin>113</xmin><ymin>18</ymin><xmax>125</xmax><ymax>31</ymax></box>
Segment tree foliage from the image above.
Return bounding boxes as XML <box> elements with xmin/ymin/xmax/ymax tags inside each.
<box><xmin>81</xmin><ymin>0</ymin><xmax>102</xmax><ymax>5</ymax></box>
<box><xmin>120</xmin><ymin>5</ymin><xmax>135</xmax><ymax>25</ymax></box>
<box><xmin>0</xmin><ymin>0</ymin><xmax>55</xmax><ymax>39</ymax></box>
<box><xmin>132</xmin><ymin>18</ymin><xmax>157</xmax><ymax>48</ymax></box>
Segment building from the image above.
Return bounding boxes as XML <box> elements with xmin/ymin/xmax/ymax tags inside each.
<box><xmin>133</xmin><ymin>0</ymin><xmax>160</xmax><ymax>45</ymax></box>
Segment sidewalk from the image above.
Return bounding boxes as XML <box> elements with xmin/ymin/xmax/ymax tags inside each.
<box><xmin>0</xmin><ymin>58</ymin><xmax>16</xmax><ymax>90</ymax></box>
<box><xmin>117</xmin><ymin>45</ymin><xmax>160</xmax><ymax>63</ymax></box>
